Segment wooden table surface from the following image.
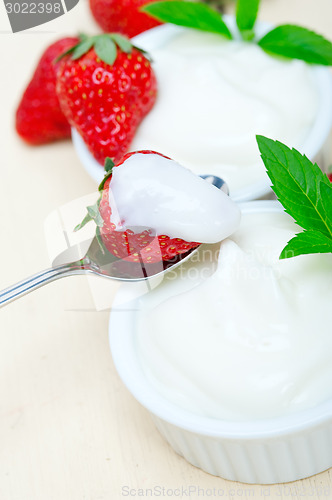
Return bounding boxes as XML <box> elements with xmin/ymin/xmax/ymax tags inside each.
<box><xmin>0</xmin><ymin>1</ymin><xmax>331</xmax><ymax>499</ymax></box>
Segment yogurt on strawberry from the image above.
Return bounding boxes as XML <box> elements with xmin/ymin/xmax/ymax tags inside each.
<box><xmin>136</xmin><ymin>206</ymin><xmax>332</xmax><ymax>420</ymax></box>
<box><xmin>109</xmin><ymin>152</ymin><xmax>240</xmax><ymax>242</ymax></box>
<box><xmin>130</xmin><ymin>29</ymin><xmax>320</xmax><ymax>198</ymax></box>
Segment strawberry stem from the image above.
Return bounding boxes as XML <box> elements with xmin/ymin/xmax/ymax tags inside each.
<box><xmin>56</xmin><ymin>33</ymin><xmax>148</xmax><ymax>65</ymax></box>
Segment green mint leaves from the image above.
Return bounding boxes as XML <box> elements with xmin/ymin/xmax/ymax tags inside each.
<box><xmin>143</xmin><ymin>1</ymin><xmax>232</xmax><ymax>39</ymax></box>
<box><xmin>142</xmin><ymin>0</ymin><xmax>332</xmax><ymax>66</ymax></box>
<box><xmin>257</xmin><ymin>136</ymin><xmax>332</xmax><ymax>259</ymax></box>
<box><xmin>258</xmin><ymin>25</ymin><xmax>332</xmax><ymax>65</ymax></box>
<box><xmin>280</xmin><ymin>230</ymin><xmax>332</xmax><ymax>259</ymax></box>
<box><xmin>236</xmin><ymin>0</ymin><xmax>260</xmax><ymax>41</ymax></box>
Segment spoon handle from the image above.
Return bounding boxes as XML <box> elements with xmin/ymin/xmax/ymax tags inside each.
<box><xmin>0</xmin><ymin>262</ymin><xmax>89</xmax><ymax>308</ymax></box>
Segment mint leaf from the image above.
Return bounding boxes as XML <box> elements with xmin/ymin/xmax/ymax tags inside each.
<box><xmin>142</xmin><ymin>1</ymin><xmax>232</xmax><ymax>39</ymax></box>
<box><xmin>258</xmin><ymin>25</ymin><xmax>332</xmax><ymax>65</ymax></box>
<box><xmin>320</xmin><ymin>181</ymin><xmax>332</xmax><ymax>226</ymax></box>
<box><xmin>257</xmin><ymin>136</ymin><xmax>332</xmax><ymax>238</ymax></box>
<box><xmin>280</xmin><ymin>230</ymin><xmax>332</xmax><ymax>259</ymax></box>
<box><xmin>236</xmin><ymin>0</ymin><xmax>260</xmax><ymax>40</ymax></box>
<box><xmin>257</xmin><ymin>135</ymin><xmax>332</xmax><ymax>259</ymax></box>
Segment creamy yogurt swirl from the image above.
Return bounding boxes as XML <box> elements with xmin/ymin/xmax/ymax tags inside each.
<box><xmin>136</xmin><ymin>209</ymin><xmax>332</xmax><ymax>421</ymax></box>
<box><xmin>130</xmin><ymin>30</ymin><xmax>319</xmax><ymax>196</ymax></box>
<box><xmin>109</xmin><ymin>152</ymin><xmax>240</xmax><ymax>242</ymax></box>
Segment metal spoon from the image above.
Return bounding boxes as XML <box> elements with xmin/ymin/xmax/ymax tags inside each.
<box><xmin>0</xmin><ymin>176</ymin><xmax>228</xmax><ymax>308</ymax></box>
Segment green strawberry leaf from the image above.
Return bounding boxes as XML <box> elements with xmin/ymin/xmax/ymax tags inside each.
<box><xmin>74</xmin><ymin>198</ymin><xmax>103</xmax><ymax>232</ymax></box>
<box><xmin>236</xmin><ymin>0</ymin><xmax>260</xmax><ymax>40</ymax></box>
<box><xmin>71</xmin><ymin>38</ymin><xmax>96</xmax><ymax>60</ymax></box>
<box><xmin>104</xmin><ymin>157</ymin><xmax>114</xmax><ymax>173</ymax></box>
<box><xmin>56</xmin><ymin>34</ymin><xmax>147</xmax><ymax>66</ymax></box>
<box><xmin>142</xmin><ymin>1</ymin><xmax>232</xmax><ymax>39</ymax></box>
<box><xmin>257</xmin><ymin>135</ymin><xmax>332</xmax><ymax>259</ymax></box>
<box><xmin>78</xmin><ymin>33</ymin><xmax>89</xmax><ymax>42</ymax></box>
<box><xmin>74</xmin><ymin>211</ymin><xmax>93</xmax><ymax>232</ymax></box>
<box><xmin>94</xmin><ymin>36</ymin><xmax>117</xmax><ymax>65</ymax></box>
<box><xmin>110</xmin><ymin>33</ymin><xmax>133</xmax><ymax>54</ymax></box>
<box><xmin>258</xmin><ymin>25</ymin><xmax>332</xmax><ymax>65</ymax></box>
<box><xmin>87</xmin><ymin>203</ymin><xmax>104</xmax><ymax>227</ymax></box>
<box><xmin>95</xmin><ymin>226</ymin><xmax>106</xmax><ymax>254</ymax></box>
<box><xmin>54</xmin><ymin>44</ymin><xmax>80</xmax><ymax>63</ymax></box>
<box><xmin>99</xmin><ymin>157</ymin><xmax>114</xmax><ymax>191</ymax></box>
<box><xmin>280</xmin><ymin>230</ymin><xmax>332</xmax><ymax>259</ymax></box>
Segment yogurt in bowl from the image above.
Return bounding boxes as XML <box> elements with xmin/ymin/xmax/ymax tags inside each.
<box><xmin>109</xmin><ymin>201</ymin><xmax>332</xmax><ymax>483</ymax></box>
<box><xmin>73</xmin><ymin>19</ymin><xmax>332</xmax><ymax>201</ymax></box>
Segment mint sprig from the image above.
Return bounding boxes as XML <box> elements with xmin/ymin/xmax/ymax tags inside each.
<box><xmin>143</xmin><ymin>1</ymin><xmax>232</xmax><ymax>39</ymax></box>
<box><xmin>257</xmin><ymin>136</ymin><xmax>332</xmax><ymax>259</ymax></box>
<box><xmin>142</xmin><ymin>0</ymin><xmax>332</xmax><ymax>66</ymax></box>
<box><xmin>236</xmin><ymin>0</ymin><xmax>260</xmax><ymax>41</ymax></box>
<box><xmin>258</xmin><ymin>25</ymin><xmax>332</xmax><ymax>65</ymax></box>
<box><xmin>280</xmin><ymin>230</ymin><xmax>332</xmax><ymax>259</ymax></box>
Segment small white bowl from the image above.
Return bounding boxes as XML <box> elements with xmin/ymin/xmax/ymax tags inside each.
<box><xmin>72</xmin><ymin>20</ymin><xmax>332</xmax><ymax>202</ymax></box>
<box><xmin>109</xmin><ymin>201</ymin><xmax>332</xmax><ymax>484</ymax></box>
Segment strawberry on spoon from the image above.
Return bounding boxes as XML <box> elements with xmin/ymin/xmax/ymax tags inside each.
<box><xmin>75</xmin><ymin>151</ymin><xmax>240</xmax><ymax>265</ymax></box>
<box><xmin>56</xmin><ymin>34</ymin><xmax>157</xmax><ymax>165</ymax></box>
<box><xmin>0</xmin><ymin>152</ymin><xmax>238</xmax><ymax>307</ymax></box>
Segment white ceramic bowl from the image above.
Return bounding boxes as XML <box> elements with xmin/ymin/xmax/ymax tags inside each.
<box><xmin>72</xmin><ymin>20</ymin><xmax>332</xmax><ymax>202</ymax></box>
<box><xmin>109</xmin><ymin>201</ymin><xmax>332</xmax><ymax>484</ymax></box>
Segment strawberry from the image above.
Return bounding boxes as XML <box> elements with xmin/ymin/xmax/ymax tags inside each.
<box><xmin>89</xmin><ymin>0</ymin><xmax>162</xmax><ymax>38</ymax></box>
<box><xmin>15</xmin><ymin>37</ymin><xmax>79</xmax><ymax>145</ymax></box>
<box><xmin>56</xmin><ymin>34</ymin><xmax>157</xmax><ymax>165</ymax></box>
<box><xmin>75</xmin><ymin>152</ymin><xmax>199</xmax><ymax>264</ymax></box>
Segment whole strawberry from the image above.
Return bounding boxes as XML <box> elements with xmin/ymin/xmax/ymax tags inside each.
<box><xmin>89</xmin><ymin>0</ymin><xmax>162</xmax><ymax>38</ymax></box>
<box><xmin>16</xmin><ymin>37</ymin><xmax>79</xmax><ymax>145</ymax></box>
<box><xmin>75</xmin><ymin>152</ymin><xmax>199</xmax><ymax>264</ymax></box>
<box><xmin>56</xmin><ymin>34</ymin><xmax>157</xmax><ymax>165</ymax></box>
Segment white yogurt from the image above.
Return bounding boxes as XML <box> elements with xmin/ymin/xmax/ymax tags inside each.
<box><xmin>130</xmin><ymin>30</ymin><xmax>319</xmax><ymax>194</ymax></box>
<box><xmin>109</xmin><ymin>152</ymin><xmax>240</xmax><ymax>242</ymax></box>
<box><xmin>136</xmin><ymin>209</ymin><xmax>332</xmax><ymax>420</ymax></box>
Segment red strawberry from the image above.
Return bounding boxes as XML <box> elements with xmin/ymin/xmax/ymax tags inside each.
<box><xmin>89</xmin><ymin>0</ymin><xmax>162</xmax><ymax>38</ymax></box>
<box><xmin>75</xmin><ymin>151</ymin><xmax>199</xmax><ymax>264</ymax></box>
<box><xmin>56</xmin><ymin>34</ymin><xmax>157</xmax><ymax>165</ymax></box>
<box><xmin>15</xmin><ymin>37</ymin><xmax>79</xmax><ymax>145</ymax></box>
